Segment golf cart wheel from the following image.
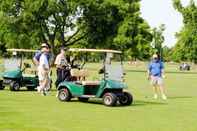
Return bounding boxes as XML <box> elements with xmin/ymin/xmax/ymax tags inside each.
<box><xmin>0</xmin><ymin>82</ymin><xmax>5</xmax><ymax>90</ymax></box>
<box><xmin>58</xmin><ymin>88</ymin><xmax>71</xmax><ymax>102</ymax></box>
<box><xmin>119</xmin><ymin>92</ymin><xmax>133</xmax><ymax>106</ymax></box>
<box><xmin>103</xmin><ymin>93</ymin><xmax>117</xmax><ymax>106</ymax></box>
<box><xmin>10</xmin><ymin>81</ymin><xmax>20</xmax><ymax>91</ymax></box>
<box><xmin>78</xmin><ymin>97</ymin><xmax>89</xmax><ymax>102</ymax></box>
<box><xmin>0</xmin><ymin>85</ymin><xmax>5</xmax><ymax>90</ymax></box>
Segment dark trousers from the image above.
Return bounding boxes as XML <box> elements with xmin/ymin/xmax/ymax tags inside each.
<box><xmin>55</xmin><ymin>68</ymin><xmax>71</xmax><ymax>88</ymax></box>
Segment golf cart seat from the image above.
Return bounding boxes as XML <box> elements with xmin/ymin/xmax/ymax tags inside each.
<box><xmin>71</xmin><ymin>69</ymin><xmax>89</xmax><ymax>81</ymax></box>
<box><xmin>81</xmin><ymin>81</ymin><xmax>100</xmax><ymax>86</ymax></box>
<box><xmin>23</xmin><ymin>74</ymin><xmax>37</xmax><ymax>77</ymax></box>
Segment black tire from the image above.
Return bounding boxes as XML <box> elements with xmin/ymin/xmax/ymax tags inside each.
<box><xmin>0</xmin><ymin>82</ymin><xmax>5</xmax><ymax>90</ymax></box>
<box><xmin>78</xmin><ymin>97</ymin><xmax>89</xmax><ymax>102</ymax></box>
<box><xmin>119</xmin><ymin>92</ymin><xmax>133</xmax><ymax>106</ymax></box>
<box><xmin>0</xmin><ymin>86</ymin><xmax>5</xmax><ymax>90</ymax></box>
<box><xmin>103</xmin><ymin>93</ymin><xmax>117</xmax><ymax>106</ymax></box>
<box><xmin>10</xmin><ymin>81</ymin><xmax>20</xmax><ymax>91</ymax></box>
<box><xmin>58</xmin><ymin>88</ymin><xmax>71</xmax><ymax>102</ymax></box>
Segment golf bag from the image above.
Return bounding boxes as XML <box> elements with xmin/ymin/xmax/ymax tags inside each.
<box><xmin>55</xmin><ymin>66</ymin><xmax>71</xmax><ymax>88</ymax></box>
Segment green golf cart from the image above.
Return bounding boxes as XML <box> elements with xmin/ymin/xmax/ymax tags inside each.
<box><xmin>0</xmin><ymin>75</ymin><xmax>4</xmax><ymax>90</ymax></box>
<box><xmin>57</xmin><ymin>48</ymin><xmax>133</xmax><ymax>106</ymax></box>
<box><xmin>0</xmin><ymin>64</ymin><xmax>5</xmax><ymax>90</ymax></box>
<box><xmin>2</xmin><ymin>49</ymin><xmax>39</xmax><ymax>91</ymax></box>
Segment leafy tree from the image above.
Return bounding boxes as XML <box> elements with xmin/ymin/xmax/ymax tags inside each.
<box><xmin>151</xmin><ymin>24</ymin><xmax>165</xmax><ymax>59</ymax></box>
<box><xmin>0</xmin><ymin>0</ymin><xmax>153</xmax><ymax>60</ymax></box>
<box><xmin>172</xmin><ymin>0</ymin><xmax>197</xmax><ymax>63</ymax></box>
<box><xmin>113</xmin><ymin>0</ymin><xmax>152</xmax><ymax>60</ymax></box>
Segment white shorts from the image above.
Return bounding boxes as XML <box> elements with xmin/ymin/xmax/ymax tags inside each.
<box><xmin>38</xmin><ymin>70</ymin><xmax>49</xmax><ymax>81</ymax></box>
<box><xmin>150</xmin><ymin>76</ymin><xmax>163</xmax><ymax>86</ymax></box>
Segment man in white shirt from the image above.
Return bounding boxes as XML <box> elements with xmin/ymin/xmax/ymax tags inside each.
<box><xmin>37</xmin><ymin>44</ymin><xmax>50</xmax><ymax>95</ymax></box>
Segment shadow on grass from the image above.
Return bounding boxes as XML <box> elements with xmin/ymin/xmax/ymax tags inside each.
<box><xmin>68</xmin><ymin>99</ymin><xmax>104</xmax><ymax>105</ymax></box>
<box><xmin>66</xmin><ymin>99</ymin><xmax>167</xmax><ymax>107</ymax></box>
<box><xmin>126</xmin><ymin>69</ymin><xmax>197</xmax><ymax>74</ymax></box>
<box><xmin>168</xmin><ymin>96</ymin><xmax>193</xmax><ymax>99</ymax></box>
<box><xmin>133</xmin><ymin>100</ymin><xmax>167</xmax><ymax>106</ymax></box>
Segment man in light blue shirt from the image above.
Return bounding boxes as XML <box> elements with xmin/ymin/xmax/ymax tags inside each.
<box><xmin>148</xmin><ymin>54</ymin><xmax>167</xmax><ymax>100</ymax></box>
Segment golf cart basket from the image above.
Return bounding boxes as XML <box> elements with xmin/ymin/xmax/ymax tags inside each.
<box><xmin>67</xmin><ymin>48</ymin><xmax>124</xmax><ymax>82</ymax></box>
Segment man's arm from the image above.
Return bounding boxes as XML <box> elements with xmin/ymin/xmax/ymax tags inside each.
<box><xmin>33</xmin><ymin>52</ymin><xmax>41</xmax><ymax>66</ymax></box>
<box><xmin>147</xmin><ymin>63</ymin><xmax>151</xmax><ymax>80</ymax></box>
<box><xmin>54</xmin><ymin>55</ymin><xmax>62</xmax><ymax>68</ymax></box>
<box><xmin>161</xmin><ymin>62</ymin><xmax>165</xmax><ymax>78</ymax></box>
<box><xmin>33</xmin><ymin>57</ymin><xmax>39</xmax><ymax>66</ymax></box>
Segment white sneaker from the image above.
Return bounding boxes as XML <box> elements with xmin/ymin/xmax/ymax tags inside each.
<box><xmin>37</xmin><ymin>86</ymin><xmax>40</xmax><ymax>93</ymax></box>
<box><xmin>56</xmin><ymin>92</ymin><xmax>58</xmax><ymax>98</ymax></box>
<box><xmin>162</xmin><ymin>94</ymin><xmax>167</xmax><ymax>100</ymax></box>
<box><xmin>153</xmin><ymin>94</ymin><xmax>158</xmax><ymax>99</ymax></box>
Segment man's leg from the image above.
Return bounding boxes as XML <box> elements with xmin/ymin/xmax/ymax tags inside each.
<box><xmin>158</xmin><ymin>77</ymin><xmax>167</xmax><ymax>100</ymax></box>
<box><xmin>38</xmin><ymin>71</ymin><xmax>44</xmax><ymax>93</ymax></box>
<box><xmin>55</xmin><ymin>68</ymin><xmax>62</xmax><ymax>88</ymax></box>
<box><xmin>153</xmin><ymin>85</ymin><xmax>159</xmax><ymax>99</ymax></box>
<box><xmin>151</xmin><ymin>76</ymin><xmax>158</xmax><ymax>99</ymax></box>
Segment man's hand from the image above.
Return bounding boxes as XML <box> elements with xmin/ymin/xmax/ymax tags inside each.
<box><xmin>162</xmin><ymin>74</ymin><xmax>166</xmax><ymax>78</ymax></box>
<box><xmin>147</xmin><ymin>75</ymin><xmax>151</xmax><ymax>80</ymax></box>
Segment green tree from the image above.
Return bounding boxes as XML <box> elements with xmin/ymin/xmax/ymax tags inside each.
<box><xmin>113</xmin><ymin>0</ymin><xmax>152</xmax><ymax>60</ymax></box>
<box><xmin>151</xmin><ymin>24</ymin><xmax>165</xmax><ymax>59</ymax></box>
<box><xmin>172</xmin><ymin>0</ymin><xmax>197</xmax><ymax>63</ymax></box>
<box><xmin>0</xmin><ymin>0</ymin><xmax>153</xmax><ymax>60</ymax></box>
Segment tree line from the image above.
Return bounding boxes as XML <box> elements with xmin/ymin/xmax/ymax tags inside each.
<box><xmin>0</xmin><ymin>0</ymin><xmax>196</xmax><ymax>63</ymax></box>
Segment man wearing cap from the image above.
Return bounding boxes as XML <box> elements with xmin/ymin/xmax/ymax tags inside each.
<box><xmin>33</xmin><ymin>43</ymin><xmax>51</xmax><ymax>66</ymax></box>
<box><xmin>54</xmin><ymin>47</ymin><xmax>70</xmax><ymax>88</ymax></box>
<box><xmin>36</xmin><ymin>43</ymin><xmax>50</xmax><ymax>95</ymax></box>
<box><xmin>147</xmin><ymin>54</ymin><xmax>167</xmax><ymax>100</ymax></box>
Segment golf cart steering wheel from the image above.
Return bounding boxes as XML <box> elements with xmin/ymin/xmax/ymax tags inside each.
<box><xmin>70</xmin><ymin>57</ymin><xmax>86</xmax><ymax>70</ymax></box>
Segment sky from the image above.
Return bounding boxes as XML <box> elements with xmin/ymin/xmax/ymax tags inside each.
<box><xmin>140</xmin><ymin>0</ymin><xmax>197</xmax><ymax>47</ymax></box>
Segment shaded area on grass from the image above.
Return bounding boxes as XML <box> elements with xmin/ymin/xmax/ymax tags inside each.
<box><xmin>125</xmin><ymin>69</ymin><xmax>197</xmax><ymax>74</ymax></box>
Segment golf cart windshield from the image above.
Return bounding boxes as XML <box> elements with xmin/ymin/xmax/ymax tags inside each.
<box><xmin>4</xmin><ymin>52</ymin><xmax>21</xmax><ymax>71</ymax></box>
<box><xmin>67</xmin><ymin>48</ymin><xmax>123</xmax><ymax>82</ymax></box>
<box><xmin>4</xmin><ymin>49</ymin><xmax>37</xmax><ymax>73</ymax></box>
<box><xmin>104</xmin><ymin>53</ymin><xmax>124</xmax><ymax>82</ymax></box>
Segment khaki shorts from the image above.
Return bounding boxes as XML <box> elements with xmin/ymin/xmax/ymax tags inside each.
<box><xmin>38</xmin><ymin>70</ymin><xmax>49</xmax><ymax>81</ymax></box>
<box><xmin>150</xmin><ymin>76</ymin><xmax>163</xmax><ymax>86</ymax></box>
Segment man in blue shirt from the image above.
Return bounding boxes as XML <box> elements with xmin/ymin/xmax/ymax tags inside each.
<box><xmin>33</xmin><ymin>43</ymin><xmax>53</xmax><ymax>66</ymax></box>
<box><xmin>148</xmin><ymin>54</ymin><xmax>167</xmax><ymax>100</ymax></box>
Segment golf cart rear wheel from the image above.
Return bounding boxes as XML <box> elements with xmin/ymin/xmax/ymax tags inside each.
<box><xmin>119</xmin><ymin>92</ymin><xmax>133</xmax><ymax>106</ymax></box>
<box><xmin>58</xmin><ymin>88</ymin><xmax>71</xmax><ymax>102</ymax></box>
<box><xmin>78</xmin><ymin>97</ymin><xmax>89</xmax><ymax>102</ymax></box>
<box><xmin>10</xmin><ymin>81</ymin><xmax>20</xmax><ymax>91</ymax></box>
<box><xmin>0</xmin><ymin>86</ymin><xmax>5</xmax><ymax>90</ymax></box>
<box><xmin>0</xmin><ymin>82</ymin><xmax>5</xmax><ymax>90</ymax></box>
<box><xmin>103</xmin><ymin>93</ymin><xmax>117</xmax><ymax>106</ymax></box>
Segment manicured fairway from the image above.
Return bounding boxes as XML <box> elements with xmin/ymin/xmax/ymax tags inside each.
<box><xmin>0</xmin><ymin>63</ymin><xmax>197</xmax><ymax>131</ymax></box>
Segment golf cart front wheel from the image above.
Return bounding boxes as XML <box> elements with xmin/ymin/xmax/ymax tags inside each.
<box><xmin>10</xmin><ymin>81</ymin><xmax>20</xmax><ymax>91</ymax></box>
<box><xmin>119</xmin><ymin>92</ymin><xmax>133</xmax><ymax>106</ymax></box>
<box><xmin>103</xmin><ymin>93</ymin><xmax>117</xmax><ymax>106</ymax></box>
<box><xmin>58</xmin><ymin>88</ymin><xmax>71</xmax><ymax>102</ymax></box>
<box><xmin>0</xmin><ymin>82</ymin><xmax>5</xmax><ymax>90</ymax></box>
<box><xmin>0</xmin><ymin>86</ymin><xmax>5</xmax><ymax>90</ymax></box>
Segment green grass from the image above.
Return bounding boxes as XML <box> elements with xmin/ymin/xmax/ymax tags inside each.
<box><xmin>0</xmin><ymin>63</ymin><xmax>197</xmax><ymax>131</ymax></box>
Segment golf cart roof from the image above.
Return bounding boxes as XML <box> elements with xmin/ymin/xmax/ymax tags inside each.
<box><xmin>68</xmin><ymin>48</ymin><xmax>122</xmax><ymax>54</ymax></box>
<box><xmin>7</xmin><ymin>49</ymin><xmax>38</xmax><ymax>53</ymax></box>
